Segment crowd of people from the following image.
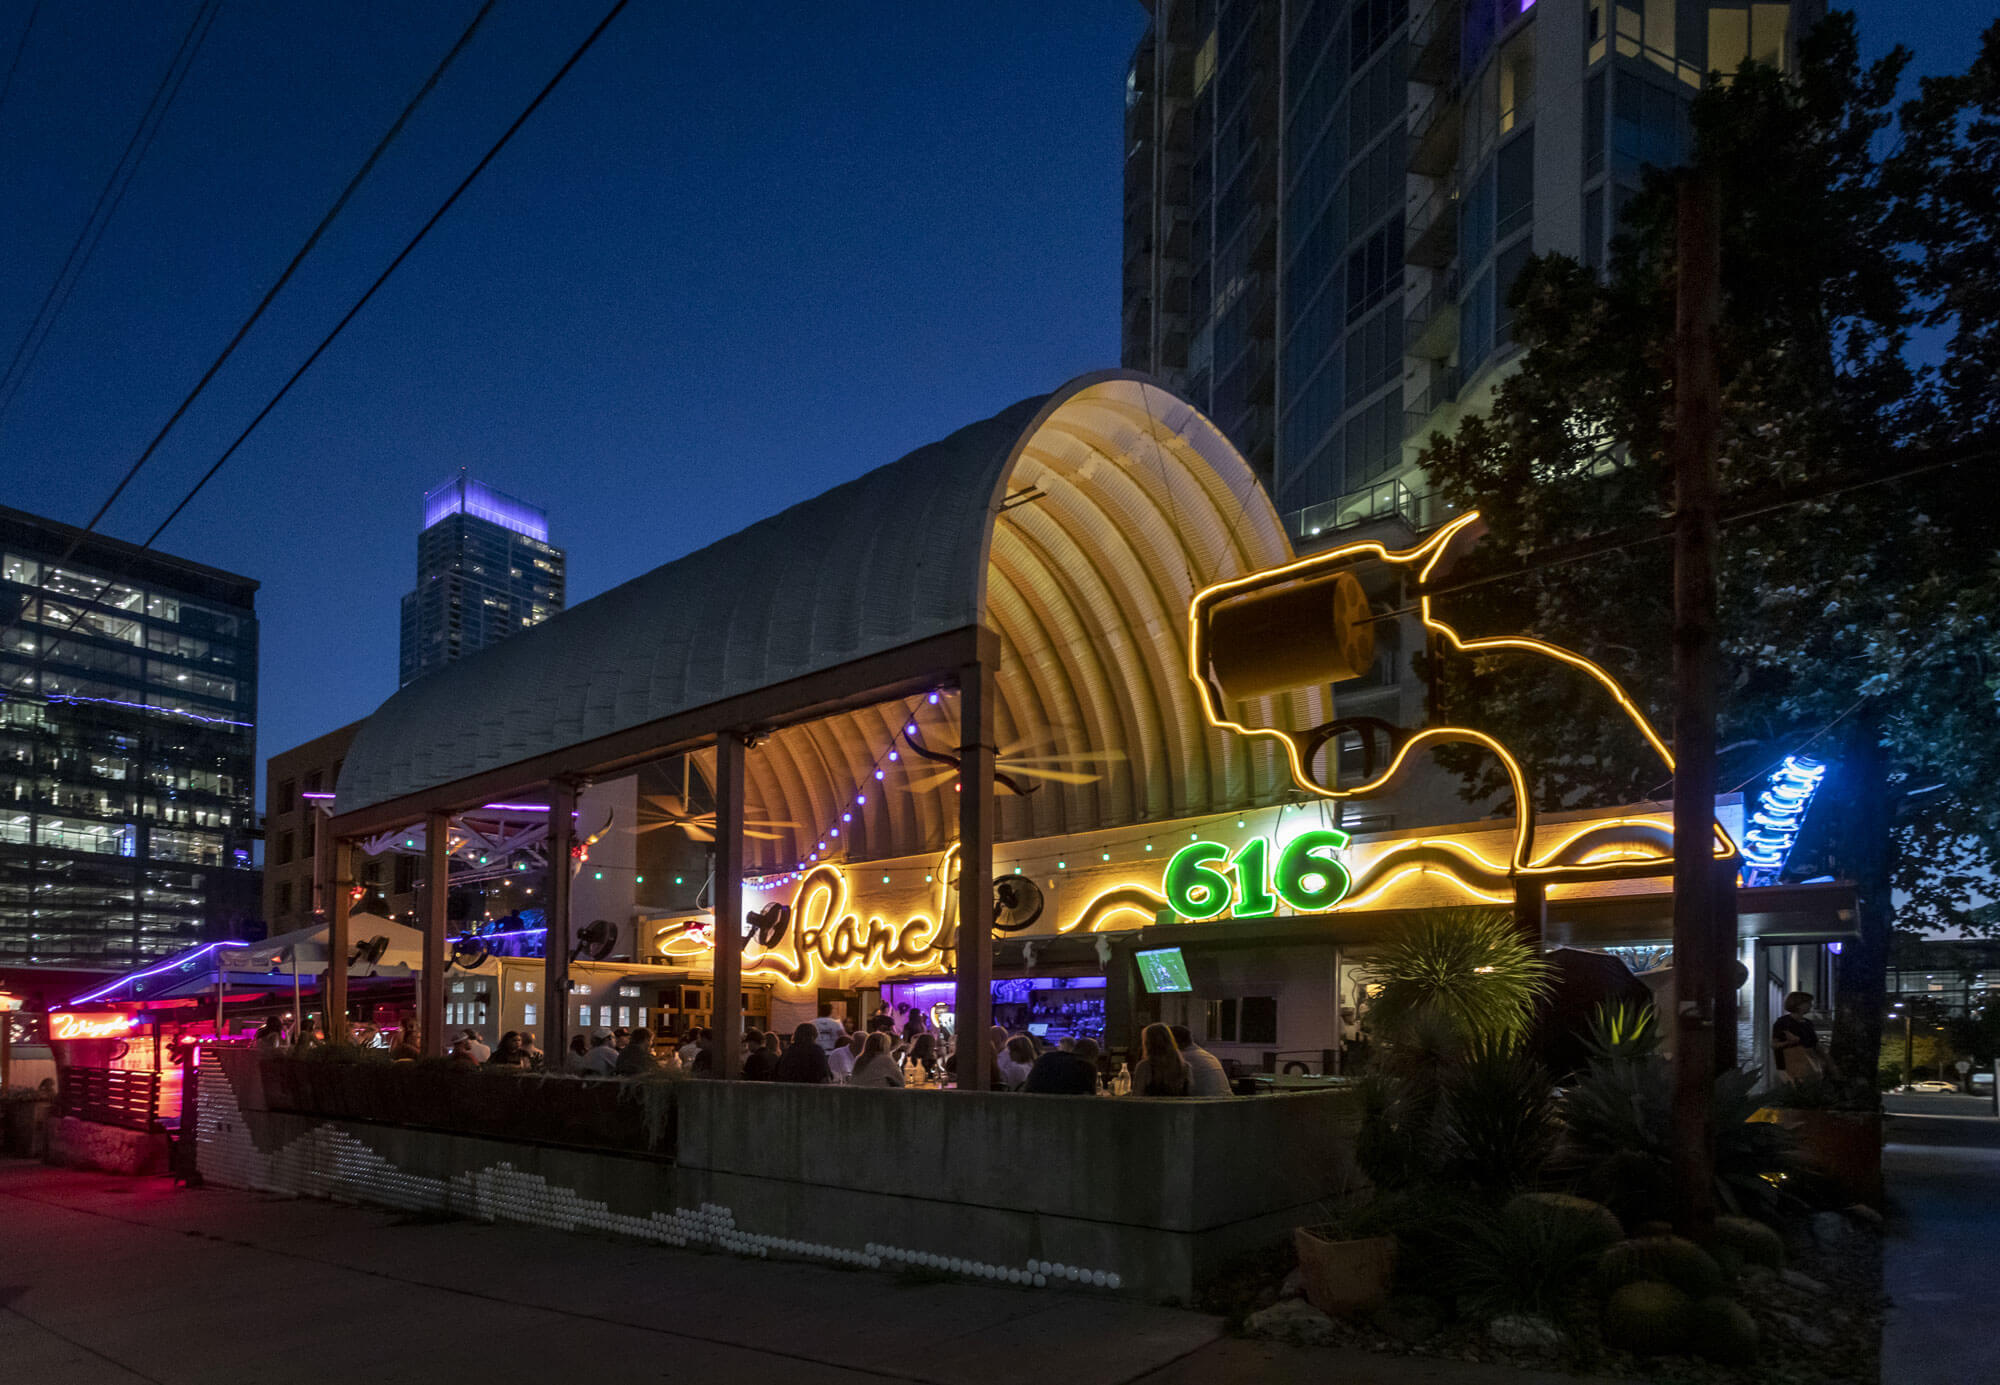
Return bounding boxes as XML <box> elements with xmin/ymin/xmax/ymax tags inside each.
<box><xmin>256</xmin><ymin>1003</ymin><xmax>1238</xmax><ymax>1097</ymax></box>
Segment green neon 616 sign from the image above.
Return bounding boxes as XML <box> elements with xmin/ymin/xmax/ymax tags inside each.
<box><xmin>1163</xmin><ymin>829</ymin><xmax>1353</xmax><ymax>920</ymax></box>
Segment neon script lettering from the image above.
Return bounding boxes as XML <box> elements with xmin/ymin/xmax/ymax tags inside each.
<box><xmin>746</xmin><ymin>863</ymin><xmax>948</xmax><ymax>985</ymax></box>
<box><xmin>50</xmin><ymin>1012</ymin><xmax>136</xmax><ymax>1040</ymax></box>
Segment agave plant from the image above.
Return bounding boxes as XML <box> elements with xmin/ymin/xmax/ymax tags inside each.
<box><xmin>1438</xmin><ymin>1039</ymin><xmax>1559</xmax><ymax>1195</ymax></box>
<box><xmin>1555</xmin><ymin>1045</ymin><xmax>1801</xmax><ymax>1223</ymax></box>
<box><xmin>1363</xmin><ymin>907</ymin><xmax>1553</xmax><ymax>1049</ymax></box>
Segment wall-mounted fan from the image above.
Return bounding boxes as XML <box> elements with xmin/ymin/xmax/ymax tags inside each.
<box><xmin>348</xmin><ymin>935</ymin><xmax>390</xmax><ymax>966</ymax></box>
<box><xmin>570</xmin><ymin>918</ymin><xmax>618</xmax><ymax>962</ymax></box>
<box><xmin>745</xmin><ymin>902</ymin><xmax>790</xmax><ymax>949</ymax></box>
<box><xmin>991</xmin><ymin>876</ymin><xmax>1044</xmax><ymax>933</ymax></box>
<box><xmin>450</xmin><ymin>937</ymin><xmax>491</xmax><ymax>969</ymax></box>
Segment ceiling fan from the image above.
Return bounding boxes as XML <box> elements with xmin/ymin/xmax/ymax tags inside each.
<box><xmin>636</xmin><ymin>794</ymin><xmax>800</xmax><ymax>842</ymax></box>
<box><xmin>891</xmin><ymin>724</ymin><xmax>1126</xmax><ymax>796</ymax></box>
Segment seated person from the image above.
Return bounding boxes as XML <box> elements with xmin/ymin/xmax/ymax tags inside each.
<box><xmin>1022</xmin><ymin>1037</ymin><xmax>1102</xmax><ymax>1095</ymax></box>
<box><xmin>774</xmin><ymin>1022</ymin><xmax>832</xmax><ymax>1084</ymax></box>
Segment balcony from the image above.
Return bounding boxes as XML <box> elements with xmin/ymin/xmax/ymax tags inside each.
<box><xmin>1404</xmin><ymin>271</ymin><xmax>1459</xmax><ymax>362</ymax></box>
<box><xmin>1283</xmin><ymin>479</ymin><xmax>1442</xmax><ymax>545</ymax></box>
<box><xmin>1408</xmin><ymin>0</ymin><xmax>1463</xmax><ymax>87</ymax></box>
<box><xmin>1403</xmin><ymin>365</ymin><xmax>1463</xmax><ymax>439</ymax></box>
<box><xmin>1404</xmin><ymin>181</ymin><xmax>1458</xmax><ymax>268</ymax></box>
<box><xmin>1407</xmin><ymin>86</ymin><xmax>1463</xmax><ymax>178</ymax></box>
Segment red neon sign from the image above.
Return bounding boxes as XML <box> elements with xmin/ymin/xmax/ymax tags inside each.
<box><xmin>50</xmin><ymin>1013</ymin><xmax>137</xmax><ymax>1040</ymax></box>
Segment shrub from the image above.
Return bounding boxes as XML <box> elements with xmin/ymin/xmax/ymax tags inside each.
<box><xmin>1363</xmin><ymin>908</ymin><xmax>1552</xmax><ymax>1048</ymax></box>
<box><xmin>1602</xmin><ymin>1280</ymin><xmax>1692</xmax><ymax>1355</ymax></box>
<box><xmin>1709</xmin><ymin>1215</ymin><xmax>1785</xmax><ymax>1271</ymax></box>
<box><xmin>1689</xmin><ymin>1294</ymin><xmax>1761</xmax><ymax>1365</ymax></box>
<box><xmin>1595</xmin><ymin>1237</ymin><xmax>1727</xmax><ymax>1300</ymax></box>
<box><xmin>1438</xmin><ymin>1041</ymin><xmax>1559</xmax><ymax>1194</ymax></box>
<box><xmin>1450</xmin><ymin>1191</ymin><xmax>1620</xmax><ymax>1318</ymax></box>
<box><xmin>1583</xmin><ymin>1002</ymin><xmax>1661</xmax><ymax>1061</ymax></box>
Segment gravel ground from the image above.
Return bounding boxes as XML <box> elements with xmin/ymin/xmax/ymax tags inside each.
<box><xmin>1225</xmin><ymin>1211</ymin><xmax>1883</xmax><ymax>1384</ymax></box>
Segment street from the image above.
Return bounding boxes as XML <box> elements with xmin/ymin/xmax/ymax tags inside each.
<box><xmin>1882</xmin><ymin>1092</ymin><xmax>2000</xmax><ymax>1385</ymax></box>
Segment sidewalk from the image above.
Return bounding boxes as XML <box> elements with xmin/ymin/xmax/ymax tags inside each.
<box><xmin>0</xmin><ymin>1160</ymin><xmax>1604</xmax><ymax>1385</ymax></box>
<box><xmin>1881</xmin><ymin>1095</ymin><xmax>2000</xmax><ymax>1385</ymax></box>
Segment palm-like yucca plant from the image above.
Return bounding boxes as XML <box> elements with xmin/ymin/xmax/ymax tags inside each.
<box><xmin>1363</xmin><ymin>907</ymin><xmax>1553</xmax><ymax>1048</ymax></box>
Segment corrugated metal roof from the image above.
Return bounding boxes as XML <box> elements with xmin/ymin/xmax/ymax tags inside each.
<box><xmin>336</xmin><ymin>373</ymin><xmax>1317</xmax><ymax>850</ymax></box>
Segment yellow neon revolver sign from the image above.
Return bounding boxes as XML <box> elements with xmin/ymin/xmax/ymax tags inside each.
<box><xmin>1188</xmin><ymin>510</ymin><xmax>1734</xmax><ymax>891</ymax></box>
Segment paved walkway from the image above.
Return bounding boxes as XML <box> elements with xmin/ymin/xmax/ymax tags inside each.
<box><xmin>0</xmin><ymin>1160</ymin><xmax>1604</xmax><ymax>1385</ymax></box>
<box><xmin>1882</xmin><ymin>1093</ymin><xmax>2000</xmax><ymax>1385</ymax></box>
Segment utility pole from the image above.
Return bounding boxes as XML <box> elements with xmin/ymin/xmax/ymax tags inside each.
<box><xmin>1670</xmin><ymin>173</ymin><xmax>1722</xmax><ymax>1238</ymax></box>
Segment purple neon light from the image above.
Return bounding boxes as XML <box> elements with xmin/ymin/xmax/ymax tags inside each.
<box><xmin>481</xmin><ymin>802</ymin><xmax>550</xmax><ymax>812</ymax></box>
<box><xmin>422</xmin><ymin>474</ymin><xmax>549</xmax><ymax>542</ymax></box>
<box><xmin>300</xmin><ymin>791</ymin><xmax>336</xmax><ymax>800</ymax></box>
<box><xmin>454</xmin><ymin>927</ymin><xmax>547</xmax><ymax>942</ymax></box>
<box><xmin>45</xmin><ymin>693</ymin><xmax>252</xmax><ymax>728</ymax></box>
<box><xmin>68</xmin><ymin>939</ymin><xmax>249</xmax><ymax>1005</ymax></box>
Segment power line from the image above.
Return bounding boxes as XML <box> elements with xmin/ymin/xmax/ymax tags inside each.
<box><xmin>1402</xmin><ymin>438</ymin><xmax>1993</xmax><ymax>611</ymax></box>
<box><xmin>0</xmin><ymin>0</ymin><xmax>498</xmax><ymax>677</ymax></box>
<box><xmin>0</xmin><ymin>0</ymin><xmax>42</xmax><ymax>128</ymax></box>
<box><xmin>0</xmin><ymin>0</ymin><xmax>219</xmax><ymax>435</ymax></box>
<box><xmin>148</xmin><ymin>0</ymin><xmax>633</xmax><ymax>546</ymax></box>
<box><xmin>95</xmin><ymin>0</ymin><xmax>497</xmax><ymax>542</ymax></box>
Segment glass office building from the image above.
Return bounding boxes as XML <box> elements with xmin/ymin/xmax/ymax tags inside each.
<box><xmin>398</xmin><ymin>472</ymin><xmax>565</xmax><ymax>687</ymax></box>
<box><xmin>0</xmin><ymin>506</ymin><xmax>259</xmax><ymax>965</ymax></box>
<box><xmin>1124</xmin><ymin>0</ymin><xmax>1823</xmax><ymax>539</ymax></box>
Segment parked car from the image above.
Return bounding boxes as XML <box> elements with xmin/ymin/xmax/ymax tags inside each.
<box><xmin>1906</xmin><ymin>1079</ymin><xmax>1958</xmax><ymax>1093</ymax></box>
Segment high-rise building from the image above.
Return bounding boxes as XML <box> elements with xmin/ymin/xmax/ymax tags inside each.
<box><xmin>398</xmin><ymin>473</ymin><xmax>565</xmax><ymax>687</ymax></box>
<box><xmin>0</xmin><ymin>506</ymin><xmax>259</xmax><ymax>965</ymax></box>
<box><xmin>1124</xmin><ymin>0</ymin><xmax>1823</xmax><ymax>538</ymax></box>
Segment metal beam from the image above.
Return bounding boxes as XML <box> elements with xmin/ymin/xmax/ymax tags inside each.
<box><xmin>955</xmin><ymin>658</ymin><xmax>995</xmax><ymax>1091</ymax></box>
<box><xmin>422</xmin><ymin>808</ymin><xmax>449</xmax><ymax>1057</ymax></box>
<box><xmin>328</xmin><ymin>626</ymin><xmax>993</xmax><ymax>839</ymax></box>
<box><xmin>542</xmin><ymin>780</ymin><xmax>577</xmax><ymax>1062</ymax></box>
<box><xmin>326</xmin><ymin>838</ymin><xmax>352</xmax><ymax>1044</ymax></box>
<box><xmin>712</xmin><ymin>732</ymin><xmax>747</xmax><ymax>1082</ymax></box>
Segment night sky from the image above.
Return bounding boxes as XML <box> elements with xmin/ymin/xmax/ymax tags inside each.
<box><xmin>0</xmin><ymin>3</ymin><xmax>1985</xmax><ymax>809</ymax></box>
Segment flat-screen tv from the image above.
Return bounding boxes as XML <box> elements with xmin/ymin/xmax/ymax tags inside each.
<box><xmin>1135</xmin><ymin>946</ymin><xmax>1193</xmax><ymax>995</ymax></box>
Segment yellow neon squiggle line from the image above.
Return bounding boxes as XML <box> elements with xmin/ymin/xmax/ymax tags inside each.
<box><xmin>1341</xmin><ymin>863</ymin><xmax>1514</xmax><ymax>911</ymax></box>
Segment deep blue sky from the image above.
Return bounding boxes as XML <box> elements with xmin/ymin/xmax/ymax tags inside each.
<box><xmin>0</xmin><ymin>3</ymin><xmax>1985</xmax><ymax>809</ymax></box>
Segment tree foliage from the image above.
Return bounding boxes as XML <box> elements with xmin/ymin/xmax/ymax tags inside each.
<box><xmin>1411</xmin><ymin>14</ymin><xmax>2000</xmax><ymax>1071</ymax></box>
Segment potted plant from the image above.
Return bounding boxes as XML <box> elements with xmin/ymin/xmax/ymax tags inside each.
<box><xmin>1293</xmin><ymin>1205</ymin><xmax>1399</xmax><ymax>1316</ymax></box>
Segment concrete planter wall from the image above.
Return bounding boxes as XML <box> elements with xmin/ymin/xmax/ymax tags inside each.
<box><xmin>256</xmin><ymin>1058</ymin><xmax>663</xmax><ymax>1154</ymax></box>
<box><xmin>203</xmin><ymin>1049</ymin><xmax>1361</xmax><ymax>1302</ymax></box>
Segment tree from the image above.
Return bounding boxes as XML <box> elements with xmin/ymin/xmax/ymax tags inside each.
<box><xmin>1413</xmin><ymin>14</ymin><xmax>2000</xmax><ymax>1080</ymax></box>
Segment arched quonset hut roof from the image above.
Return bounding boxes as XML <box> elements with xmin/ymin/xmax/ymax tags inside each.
<box><xmin>335</xmin><ymin>372</ymin><xmax>1323</xmax><ymax>866</ymax></box>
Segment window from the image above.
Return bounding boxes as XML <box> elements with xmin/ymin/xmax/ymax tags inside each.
<box><xmin>275</xmin><ymin>881</ymin><xmax>292</xmax><ymax>915</ymax></box>
<box><xmin>1584</xmin><ymin>187</ymin><xmax>1606</xmax><ymax>271</ymax></box>
<box><xmin>302</xmin><ymin>770</ymin><xmax>323</xmax><ymax>795</ymax></box>
<box><xmin>523</xmin><ymin>1004</ymin><xmax>537</xmax><ymax>1027</ymax></box>
<box><xmin>1707</xmin><ymin>3</ymin><xmax>1791</xmax><ymax>77</ymax></box>
<box><xmin>1584</xmin><ymin>71</ymin><xmax>1607</xmax><ymax>178</ymax></box>
<box><xmin>275</xmin><ymin>778</ymin><xmax>296</xmax><ymax>814</ymax></box>
<box><xmin>1240</xmin><ymin>996</ymin><xmax>1279</xmax><ymax>1045</ymax></box>
<box><xmin>1494</xmin><ymin>238</ymin><xmax>1535</xmax><ymax>347</ymax></box>
<box><xmin>1495</xmin><ymin>129</ymin><xmax>1535</xmax><ymax>240</ymax></box>
<box><xmin>276</xmin><ymin>832</ymin><xmax>294</xmax><ymax>865</ymax></box>
<box><xmin>1348</xmin><ymin>0</ymin><xmax>1406</xmax><ymax>73</ymax></box>
<box><xmin>1613</xmin><ymin>74</ymin><xmax>1688</xmax><ymax>179</ymax></box>
<box><xmin>1343</xmin><ymin>213</ymin><xmax>1403</xmax><ymax>324</ymax></box>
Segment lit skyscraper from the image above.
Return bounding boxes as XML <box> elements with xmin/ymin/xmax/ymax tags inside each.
<box><xmin>1123</xmin><ymin>0</ymin><xmax>1824</xmax><ymax>538</ymax></box>
<box><xmin>397</xmin><ymin>473</ymin><xmax>565</xmax><ymax>687</ymax></box>
<box><xmin>0</xmin><ymin>506</ymin><xmax>259</xmax><ymax>964</ymax></box>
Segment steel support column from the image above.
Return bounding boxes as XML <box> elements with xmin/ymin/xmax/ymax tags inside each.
<box><xmin>955</xmin><ymin>659</ymin><xmax>995</xmax><ymax>1091</ymax></box>
<box><xmin>543</xmin><ymin>780</ymin><xmax>577</xmax><ymax>1061</ymax></box>
<box><xmin>422</xmin><ymin>809</ymin><xmax>449</xmax><ymax>1057</ymax></box>
<box><xmin>713</xmin><ymin>732</ymin><xmax>747</xmax><ymax>1081</ymax></box>
<box><xmin>326</xmin><ymin>838</ymin><xmax>353</xmax><ymax>1043</ymax></box>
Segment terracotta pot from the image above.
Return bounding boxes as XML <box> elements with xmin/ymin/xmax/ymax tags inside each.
<box><xmin>1293</xmin><ymin>1225</ymin><xmax>1396</xmax><ymax>1316</ymax></box>
<box><xmin>1779</xmin><ymin>1108</ymin><xmax>1883</xmax><ymax>1207</ymax></box>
